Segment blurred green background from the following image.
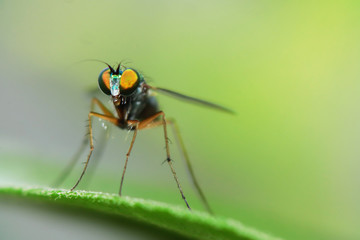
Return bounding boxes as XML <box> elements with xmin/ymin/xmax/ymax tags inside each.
<box><xmin>1</xmin><ymin>1</ymin><xmax>359</xmax><ymax>239</ymax></box>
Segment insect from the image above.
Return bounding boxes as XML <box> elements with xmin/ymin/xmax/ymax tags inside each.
<box><xmin>54</xmin><ymin>61</ymin><xmax>233</xmax><ymax>213</ymax></box>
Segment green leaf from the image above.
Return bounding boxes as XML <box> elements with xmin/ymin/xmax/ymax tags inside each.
<box><xmin>0</xmin><ymin>186</ymin><xmax>282</xmax><ymax>240</ymax></box>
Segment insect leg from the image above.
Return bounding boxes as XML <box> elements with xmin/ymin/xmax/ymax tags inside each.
<box><xmin>138</xmin><ymin>112</ymin><xmax>191</xmax><ymax>210</ymax></box>
<box><xmin>70</xmin><ymin>111</ymin><xmax>119</xmax><ymax>191</ymax></box>
<box><xmin>81</xmin><ymin>124</ymin><xmax>110</xmax><ymax>189</ymax></box>
<box><xmin>119</xmin><ymin>120</ymin><xmax>139</xmax><ymax>196</ymax></box>
<box><xmin>52</xmin><ymin>98</ymin><xmax>115</xmax><ymax>188</ymax></box>
<box><xmin>167</xmin><ymin>118</ymin><xmax>213</xmax><ymax>214</ymax></box>
<box><xmin>90</xmin><ymin>98</ymin><xmax>115</xmax><ymax>117</ymax></box>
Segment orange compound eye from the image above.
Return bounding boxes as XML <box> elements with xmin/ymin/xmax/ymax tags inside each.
<box><xmin>98</xmin><ymin>68</ymin><xmax>111</xmax><ymax>95</ymax></box>
<box><xmin>120</xmin><ymin>69</ymin><xmax>140</xmax><ymax>95</ymax></box>
<box><xmin>120</xmin><ymin>69</ymin><xmax>138</xmax><ymax>89</ymax></box>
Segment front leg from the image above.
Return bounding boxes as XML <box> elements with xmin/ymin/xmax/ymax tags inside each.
<box><xmin>53</xmin><ymin>98</ymin><xmax>116</xmax><ymax>188</ymax></box>
<box><xmin>119</xmin><ymin>120</ymin><xmax>139</xmax><ymax>196</ymax></box>
<box><xmin>70</xmin><ymin>99</ymin><xmax>120</xmax><ymax>191</ymax></box>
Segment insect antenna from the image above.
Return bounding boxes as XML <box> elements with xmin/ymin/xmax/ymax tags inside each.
<box><xmin>70</xmin><ymin>58</ymin><xmax>116</xmax><ymax>73</ymax></box>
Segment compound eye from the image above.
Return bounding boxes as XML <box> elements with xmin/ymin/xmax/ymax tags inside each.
<box><xmin>120</xmin><ymin>69</ymin><xmax>140</xmax><ymax>95</ymax></box>
<box><xmin>98</xmin><ymin>68</ymin><xmax>111</xmax><ymax>95</ymax></box>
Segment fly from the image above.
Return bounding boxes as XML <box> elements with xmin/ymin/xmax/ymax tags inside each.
<box><xmin>53</xmin><ymin>61</ymin><xmax>234</xmax><ymax>213</ymax></box>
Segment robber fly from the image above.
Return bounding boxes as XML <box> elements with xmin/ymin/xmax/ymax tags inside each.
<box><xmin>54</xmin><ymin>61</ymin><xmax>233</xmax><ymax>213</ymax></box>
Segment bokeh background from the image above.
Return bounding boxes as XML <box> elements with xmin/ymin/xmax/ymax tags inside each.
<box><xmin>1</xmin><ymin>1</ymin><xmax>360</xmax><ymax>239</ymax></box>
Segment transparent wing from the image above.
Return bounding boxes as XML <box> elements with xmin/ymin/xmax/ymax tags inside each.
<box><xmin>148</xmin><ymin>86</ymin><xmax>235</xmax><ymax>114</ymax></box>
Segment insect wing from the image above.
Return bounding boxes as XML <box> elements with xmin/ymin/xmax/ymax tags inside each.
<box><xmin>149</xmin><ymin>86</ymin><xmax>235</xmax><ymax>114</ymax></box>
